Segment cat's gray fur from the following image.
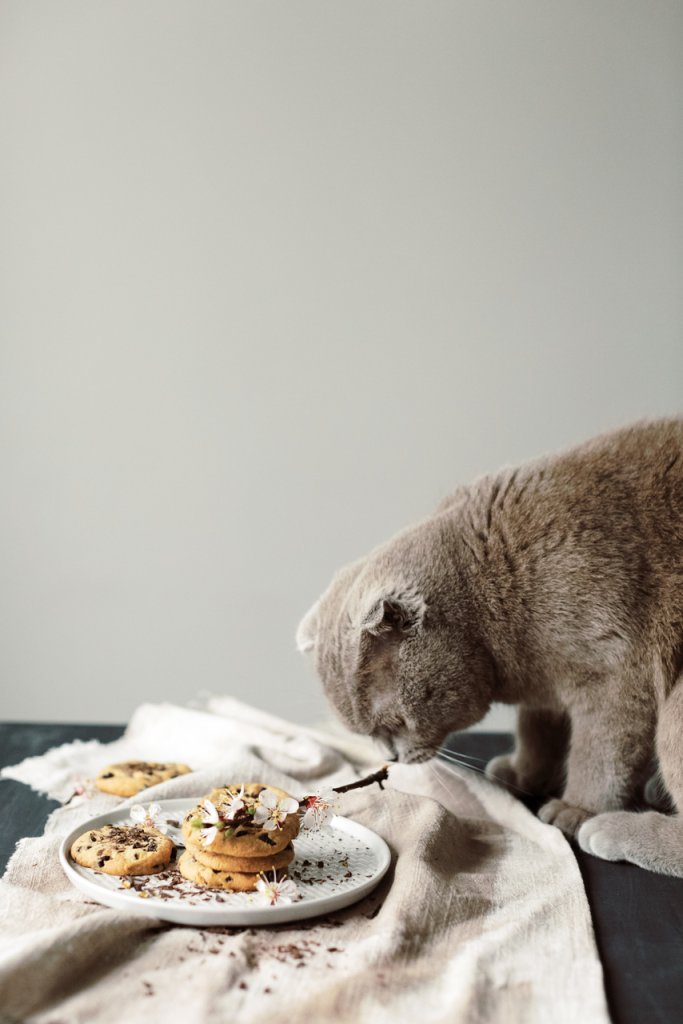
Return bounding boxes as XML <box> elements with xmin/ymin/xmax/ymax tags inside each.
<box><xmin>297</xmin><ymin>418</ymin><xmax>683</xmax><ymax>876</ymax></box>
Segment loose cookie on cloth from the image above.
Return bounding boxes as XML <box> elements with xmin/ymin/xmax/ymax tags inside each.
<box><xmin>95</xmin><ymin>761</ymin><xmax>192</xmax><ymax>797</ymax></box>
<box><xmin>70</xmin><ymin>824</ymin><xmax>174</xmax><ymax>875</ymax></box>
<box><xmin>178</xmin><ymin>850</ymin><xmax>284</xmax><ymax>892</ymax></box>
<box><xmin>181</xmin><ymin>783</ymin><xmax>300</xmax><ymax>856</ymax></box>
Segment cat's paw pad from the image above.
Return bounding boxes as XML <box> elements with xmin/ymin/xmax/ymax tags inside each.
<box><xmin>578</xmin><ymin>812</ymin><xmax>636</xmax><ymax>862</ymax></box>
<box><xmin>538</xmin><ymin>799</ymin><xmax>592</xmax><ymax>837</ymax></box>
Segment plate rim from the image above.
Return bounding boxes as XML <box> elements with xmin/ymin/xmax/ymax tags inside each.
<box><xmin>59</xmin><ymin>797</ymin><xmax>391</xmax><ymax>927</ymax></box>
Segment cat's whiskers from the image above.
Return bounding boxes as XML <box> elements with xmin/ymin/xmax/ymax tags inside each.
<box><xmin>436</xmin><ymin>747</ymin><xmax>538</xmax><ymax>798</ymax></box>
<box><xmin>436</xmin><ymin>747</ymin><xmax>490</xmax><ymax>776</ymax></box>
<box><xmin>436</xmin><ymin>746</ymin><xmax>492</xmax><ymax>768</ymax></box>
<box><xmin>427</xmin><ymin>758</ymin><xmax>459</xmax><ymax>805</ymax></box>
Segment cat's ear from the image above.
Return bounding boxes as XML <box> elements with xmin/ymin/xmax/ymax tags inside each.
<box><xmin>360</xmin><ymin>588</ymin><xmax>426</xmax><ymax>639</ymax></box>
<box><xmin>296</xmin><ymin>600</ymin><xmax>320</xmax><ymax>653</ymax></box>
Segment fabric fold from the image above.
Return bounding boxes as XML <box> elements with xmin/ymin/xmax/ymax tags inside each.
<box><xmin>0</xmin><ymin>699</ymin><xmax>610</xmax><ymax>1024</ymax></box>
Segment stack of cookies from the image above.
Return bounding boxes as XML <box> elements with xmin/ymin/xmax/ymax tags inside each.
<box><xmin>179</xmin><ymin>783</ymin><xmax>300</xmax><ymax>892</ymax></box>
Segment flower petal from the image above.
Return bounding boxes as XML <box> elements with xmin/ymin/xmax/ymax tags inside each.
<box><xmin>253</xmin><ymin>806</ymin><xmax>270</xmax><ymax>826</ymax></box>
<box><xmin>202</xmin><ymin>799</ymin><xmax>219</xmax><ymax>824</ymax></box>
<box><xmin>280</xmin><ymin>797</ymin><xmax>300</xmax><ymax>815</ymax></box>
<box><xmin>226</xmin><ymin>797</ymin><xmax>245</xmax><ymax>820</ymax></box>
<box><xmin>301</xmin><ymin>808</ymin><xmax>316</xmax><ymax>830</ymax></box>
<box><xmin>258</xmin><ymin>789</ymin><xmax>278</xmax><ymax>810</ymax></box>
<box><xmin>129</xmin><ymin>805</ymin><xmax>146</xmax><ymax>823</ymax></box>
<box><xmin>200</xmin><ymin>825</ymin><xmax>218</xmax><ymax>846</ymax></box>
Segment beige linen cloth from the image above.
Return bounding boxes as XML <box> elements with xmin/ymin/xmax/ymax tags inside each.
<box><xmin>0</xmin><ymin>699</ymin><xmax>610</xmax><ymax>1024</ymax></box>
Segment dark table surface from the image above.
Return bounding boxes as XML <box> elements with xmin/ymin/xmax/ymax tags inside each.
<box><xmin>1</xmin><ymin>723</ymin><xmax>681</xmax><ymax>1024</ymax></box>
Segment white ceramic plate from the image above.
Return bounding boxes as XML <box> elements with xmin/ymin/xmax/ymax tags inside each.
<box><xmin>59</xmin><ymin>798</ymin><xmax>391</xmax><ymax>927</ymax></box>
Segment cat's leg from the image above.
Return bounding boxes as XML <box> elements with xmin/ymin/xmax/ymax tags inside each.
<box><xmin>538</xmin><ymin>682</ymin><xmax>654</xmax><ymax>838</ymax></box>
<box><xmin>486</xmin><ymin>705</ymin><xmax>570</xmax><ymax>797</ymax></box>
<box><xmin>643</xmin><ymin>772</ymin><xmax>674</xmax><ymax>812</ymax></box>
<box><xmin>579</xmin><ymin>674</ymin><xmax>683</xmax><ymax>876</ymax></box>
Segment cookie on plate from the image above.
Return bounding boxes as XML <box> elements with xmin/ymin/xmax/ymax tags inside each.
<box><xmin>189</xmin><ymin>841</ymin><xmax>294</xmax><ymax>874</ymax></box>
<box><xmin>181</xmin><ymin>783</ymin><xmax>300</xmax><ymax>857</ymax></box>
<box><xmin>95</xmin><ymin>761</ymin><xmax>192</xmax><ymax>797</ymax></box>
<box><xmin>178</xmin><ymin>849</ymin><xmax>285</xmax><ymax>892</ymax></box>
<box><xmin>70</xmin><ymin>824</ymin><xmax>174</xmax><ymax>875</ymax></box>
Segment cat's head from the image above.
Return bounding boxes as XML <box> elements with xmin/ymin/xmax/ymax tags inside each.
<box><xmin>297</xmin><ymin>522</ymin><xmax>494</xmax><ymax>763</ymax></box>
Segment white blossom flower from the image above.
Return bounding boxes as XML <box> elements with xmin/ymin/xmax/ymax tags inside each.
<box><xmin>223</xmin><ymin>784</ymin><xmax>246</xmax><ymax>821</ymax></box>
<box><xmin>252</xmin><ymin>789</ymin><xmax>300</xmax><ymax>831</ymax></box>
<box><xmin>69</xmin><ymin>775</ymin><xmax>97</xmax><ymax>803</ymax></box>
<box><xmin>198</xmin><ymin>798</ymin><xmax>221</xmax><ymax>846</ymax></box>
<box><xmin>301</xmin><ymin>789</ymin><xmax>338</xmax><ymax>831</ymax></box>
<box><xmin>130</xmin><ymin>802</ymin><xmax>168</xmax><ymax>833</ymax></box>
<box><xmin>254</xmin><ymin>871</ymin><xmax>300</xmax><ymax>907</ymax></box>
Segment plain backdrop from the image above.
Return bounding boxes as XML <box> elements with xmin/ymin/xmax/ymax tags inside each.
<box><xmin>1</xmin><ymin>1</ymin><xmax>682</xmax><ymax>731</ymax></box>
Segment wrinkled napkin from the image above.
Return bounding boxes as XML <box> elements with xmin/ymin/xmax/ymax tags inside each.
<box><xmin>0</xmin><ymin>699</ymin><xmax>610</xmax><ymax>1024</ymax></box>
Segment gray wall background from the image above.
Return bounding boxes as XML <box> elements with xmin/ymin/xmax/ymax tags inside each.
<box><xmin>1</xmin><ymin>1</ymin><xmax>682</xmax><ymax>729</ymax></box>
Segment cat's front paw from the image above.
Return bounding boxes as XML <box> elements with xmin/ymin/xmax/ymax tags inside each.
<box><xmin>579</xmin><ymin>811</ymin><xmax>683</xmax><ymax>875</ymax></box>
<box><xmin>538</xmin><ymin>799</ymin><xmax>592</xmax><ymax>838</ymax></box>
<box><xmin>578</xmin><ymin>812</ymin><xmax>633</xmax><ymax>861</ymax></box>
<box><xmin>643</xmin><ymin>775</ymin><xmax>673</xmax><ymax>812</ymax></box>
<box><xmin>485</xmin><ymin>754</ymin><xmax>522</xmax><ymax>791</ymax></box>
<box><xmin>485</xmin><ymin>754</ymin><xmax>550</xmax><ymax>797</ymax></box>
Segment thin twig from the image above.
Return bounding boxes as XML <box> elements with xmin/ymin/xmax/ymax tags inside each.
<box><xmin>331</xmin><ymin>764</ymin><xmax>390</xmax><ymax>795</ymax></box>
<box><xmin>332</xmin><ymin>764</ymin><xmax>390</xmax><ymax>794</ymax></box>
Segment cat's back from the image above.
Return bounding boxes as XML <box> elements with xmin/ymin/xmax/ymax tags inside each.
<box><xmin>553</xmin><ymin>416</ymin><xmax>683</xmax><ymax>500</ymax></box>
<box><xmin>535</xmin><ymin>417</ymin><xmax>683</xmax><ymax>546</ymax></box>
<box><xmin>443</xmin><ymin>418</ymin><xmax>683</xmax><ymax>640</ymax></box>
<box><xmin>464</xmin><ymin>417</ymin><xmax>683</xmax><ymax>543</ymax></box>
<box><xmin>441</xmin><ymin>419</ymin><xmax>683</xmax><ymax>682</ymax></box>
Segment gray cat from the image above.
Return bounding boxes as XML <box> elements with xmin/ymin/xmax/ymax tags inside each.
<box><xmin>297</xmin><ymin>418</ymin><xmax>683</xmax><ymax>876</ymax></box>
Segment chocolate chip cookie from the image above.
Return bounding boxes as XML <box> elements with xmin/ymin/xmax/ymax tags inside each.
<box><xmin>95</xmin><ymin>761</ymin><xmax>192</xmax><ymax>797</ymax></box>
<box><xmin>70</xmin><ymin>824</ymin><xmax>174</xmax><ymax>875</ymax></box>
